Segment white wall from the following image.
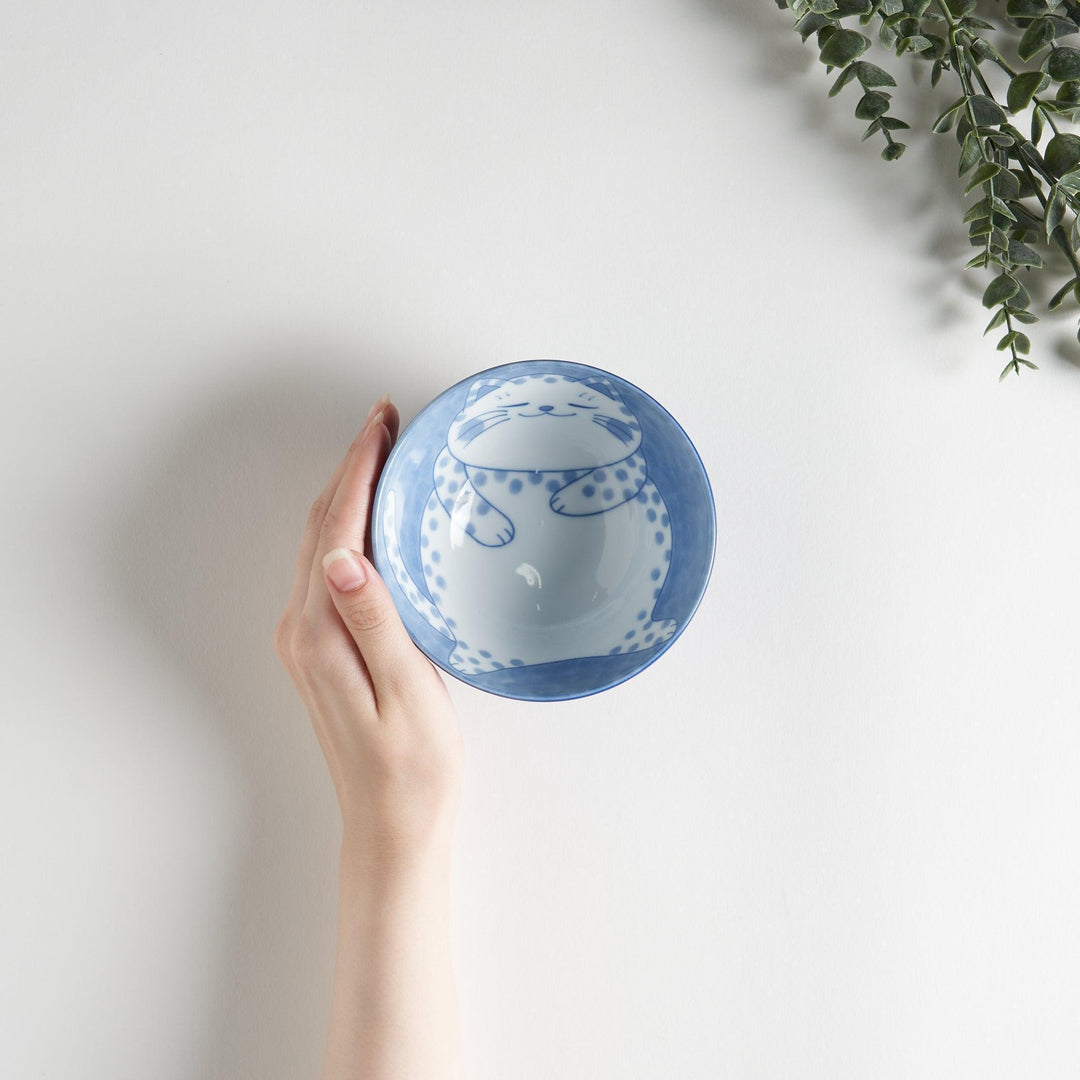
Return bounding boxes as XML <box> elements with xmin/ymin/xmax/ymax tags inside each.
<box><xmin>4</xmin><ymin>2</ymin><xmax>1079</xmax><ymax>1077</ymax></box>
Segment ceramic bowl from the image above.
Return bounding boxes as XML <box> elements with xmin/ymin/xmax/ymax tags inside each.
<box><xmin>371</xmin><ymin>359</ymin><xmax>715</xmax><ymax>701</ymax></box>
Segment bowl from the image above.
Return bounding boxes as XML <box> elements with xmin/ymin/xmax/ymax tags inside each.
<box><xmin>371</xmin><ymin>359</ymin><xmax>715</xmax><ymax>701</ymax></box>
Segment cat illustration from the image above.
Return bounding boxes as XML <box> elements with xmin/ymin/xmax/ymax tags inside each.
<box><xmin>381</xmin><ymin>370</ymin><xmax>676</xmax><ymax>675</ymax></box>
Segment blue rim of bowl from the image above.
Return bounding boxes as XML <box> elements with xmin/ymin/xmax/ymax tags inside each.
<box><xmin>371</xmin><ymin>359</ymin><xmax>716</xmax><ymax>702</ymax></box>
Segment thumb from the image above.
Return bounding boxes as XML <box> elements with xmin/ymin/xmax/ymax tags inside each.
<box><xmin>321</xmin><ymin>548</ymin><xmax>422</xmax><ymax>692</ymax></box>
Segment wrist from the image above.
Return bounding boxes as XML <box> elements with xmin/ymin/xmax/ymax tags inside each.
<box><xmin>339</xmin><ymin>821</ymin><xmax>455</xmax><ymax>887</ymax></box>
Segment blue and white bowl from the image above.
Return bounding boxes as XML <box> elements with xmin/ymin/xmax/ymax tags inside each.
<box><xmin>372</xmin><ymin>359</ymin><xmax>715</xmax><ymax>702</ymax></box>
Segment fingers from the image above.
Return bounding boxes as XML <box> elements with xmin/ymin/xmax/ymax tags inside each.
<box><xmin>303</xmin><ymin>412</ymin><xmax>393</xmax><ymax>629</ymax></box>
<box><xmin>321</xmin><ymin>548</ymin><xmax>425</xmax><ymax>701</ymax></box>
<box><xmin>283</xmin><ymin>397</ymin><xmax>399</xmax><ymax>621</ymax></box>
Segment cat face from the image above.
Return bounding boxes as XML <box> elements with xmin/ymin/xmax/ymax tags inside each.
<box><xmin>447</xmin><ymin>373</ymin><xmax>642</xmax><ymax>472</ymax></box>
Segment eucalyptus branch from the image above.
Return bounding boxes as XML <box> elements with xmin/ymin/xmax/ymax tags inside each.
<box><xmin>777</xmin><ymin>0</ymin><xmax>1080</xmax><ymax>376</ymax></box>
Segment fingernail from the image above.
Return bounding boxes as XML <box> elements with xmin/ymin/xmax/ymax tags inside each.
<box><xmin>322</xmin><ymin>548</ymin><xmax>368</xmax><ymax>592</ymax></box>
<box><xmin>365</xmin><ymin>393</ymin><xmax>390</xmax><ymax>423</ymax></box>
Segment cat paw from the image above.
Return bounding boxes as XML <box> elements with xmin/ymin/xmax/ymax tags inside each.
<box><xmin>464</xmin><ymin>508</ymin><xmax>515</xmax><ymax>547</ymax></box>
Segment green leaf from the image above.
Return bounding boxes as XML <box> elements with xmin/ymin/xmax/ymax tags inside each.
<box><xmin>1046</xmin><ymin>189</ymin><xmax>1067</xmax><ymax>237</ymax></box>
<box><xmin>933</xmin><ymin>97</ymin><xmax>966</xmax><ymax>133</ymax></box>
<box><xmin>853</xmin><ymin>61</ymin><xmax>896</xmax><ymax>87</ymax></box>
<box><xmin>1008</xmin><ymin>239</ymin><xmax>1044</xmax><ymax>266</ymax></box>
<box><xmin>881</xmin><ymin>141</ymin><xmax>906</xmax><ymax>160</ymax></box>
<box><xmin>944</xmin><ymin>0</ymin><xmax>978</xmax><ymax>15</ymax></box>
<box><xmin>1057</xmin><ymin>79</ymin><xmax>1080</xmax><ymax>104</ymax></box>
<box><xmin>969</xmin><ymin>95</ymin><xmax>1008</xmax><ymax>126</ymax></box>
<box><xmin>1019</xmin><ymin>19</ymin><xmax>1056</xmax><ymax>63</ymax></box>
<box><xmin>997</xmin><ymin>330</ymin><xmax>1020</xmax><ymax>351</ymax></box>
<box><xmin>963</xmin><ymin>197</ymin><xmax>991</xmax><ymax>223</ymax></box>
<box><xmin>958</xmin><ymin>131</ymin><xmax>981</xmax><ymax>175</ymax></box>
<box><xmin>831</xmin><ymin>0</ymin><xmax>871</xmax><ymax>14</ymax></box>
<box><xmin>1008</xmin><ymin>70</ymin><xmax>1051</xmax><ymax>112</ymax></box>
<box><xmin>965</xmin><ymin>161</ymin><xmax>1001</xmax><ymax>193</ymax></box>
<box><xmin>1014</xmin><ymin>168</ymin><xmax>1039</xmax><ymax>198</ymax></box>
<box><xmin>877</xmin><ymin>0</ymin><xmax>903</xmax><ymax>13</ymax></box>
<box><xmin>984</xmin><ymin>308</ymin><xmax>1008</xmax><ymax>334</ymax></box>
<box><xmin>1046</xmin><ymin>46</ymin><xmax>1080</xmax><ymax>82</ymax></box>
<box><xmin>1032</xmin><ymin>103</ymin><xmax>1045</xmax><ymax>142</ymax></box>
<box><xmin>878</xmin><ymin>116</ymin><xmax>910</xmax><ymax>131</ymax></box>
<box><xmin>1008</xmin><ymin>0</ymin><xmax>1053</xmax><ymax>17</ymax></box>
<box><xmin>898</xmin><ymin>34</ymin><xmax>934</xmax><ymax>54</ymax></box>
<box><xmin>982</xmin><ymin>273</ymin><xmax>1020</xmax><ymax>307</ymax></box>
<box><xmin>1048</xmin><ymin>277</ymin><xmax>1078</xmax><ymax>309</ymax></box>
<box><xmin>855</xmin><ymin>90</ymin><xmax>891</xmax><ymax>119</ymax></box>
<box><xmin>970</xmin><ymin>38</ymin><xmax>1006</xmax><ymax>66</ymax></box>
<box><xmin>990</xmin><ymin>197</ymin><xmax>1018</xmax><ymax>222</ymax></box>
<box><xmin>829</xmin><ymin>63</ymin><xmax>860</xmax><ymax>97</ymax></box>
<box><xmin>796</xmin><ymin>12</ymin><xmax>833</xmax><ymax>39</ymax></box>
<box><xmin>1009</xmin><ymin>309</ymin><xmax>1039</xmax><ymax>324</ymax></box>
<box><xmin>993</xmin><ymin>169</ymin><xmax>1021</xmax><ymax>200</ymax></box>
<box><xmin>967</xmin><ymin>252</ymin><xmax>991</xmax><ymax>269</ymax></box>
<box><xmin>1045</xmin><ymin>132</ymin><xmax>1080</xmax><ymax>173</ymax></box>
<box><xmin>820</xmin><ymin>28</ymin><xmax>871</xmax><ymax>66</ymax></box>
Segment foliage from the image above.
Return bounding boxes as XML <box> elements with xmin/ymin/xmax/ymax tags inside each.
<box><xmin>776</xmin><ymin>0</ymin><xmax>1080</xmax><ymax>379</ymax></box>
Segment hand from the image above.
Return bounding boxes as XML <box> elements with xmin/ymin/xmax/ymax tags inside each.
<box><xmin>274</xmin><ymin>395</ymin><xmax>464</xmax><ymax>866</ymax></box>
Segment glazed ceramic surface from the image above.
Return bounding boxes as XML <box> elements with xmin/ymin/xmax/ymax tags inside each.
<box><xmin>371</xmin><ymin>359</ymin><xmax>715</xmax><ymax>701</ymax></box>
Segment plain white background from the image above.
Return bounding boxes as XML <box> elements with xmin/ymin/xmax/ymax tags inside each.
<box><xmin>3</xmin><ymin>1</ymin><xmax>1079</xmax><ymax>1077</ymax></box>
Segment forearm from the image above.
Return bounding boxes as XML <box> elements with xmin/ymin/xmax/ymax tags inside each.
<box><xmin>321</xmin><ymin>835</ymin><xmax>463</xmax><ymax>1080</ymax></box>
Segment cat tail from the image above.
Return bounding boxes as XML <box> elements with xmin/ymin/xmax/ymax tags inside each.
<box><xmin>379</xmin><ymin>489</ymin><xmax>455</xmax><ymax>640</ymax></box>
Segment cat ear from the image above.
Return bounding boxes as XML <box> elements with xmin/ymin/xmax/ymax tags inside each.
<box><xmin>577</xmin><ymin>375</ymin><xmax>621</xmax><ymax>402</ymax></box>
<box><xmin>464</xmin><ymin>377</ymin><xmax>506</xmax><ymax>407</ymax></box>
